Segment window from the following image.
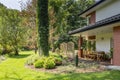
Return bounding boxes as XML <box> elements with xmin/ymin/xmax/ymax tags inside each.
<box><xmin>87</xmin><ymin>15</ymin><xmax>91</xmax><ymax>25</ymax></box>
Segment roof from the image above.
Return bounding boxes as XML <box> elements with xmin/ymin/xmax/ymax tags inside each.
<box><xmin>78</xmin><ymin>0</ymin><xmax>114</xmax><ymax>17</ymax></box>
<box><xmin>68</xmin><ymin>13</ymin><xmax>120</xmax><ymax>35</ymax></box>
<box><xmin>78</xmin><ymin>0</ymin><xmax>106</xmax><ymax>16</ymax></box>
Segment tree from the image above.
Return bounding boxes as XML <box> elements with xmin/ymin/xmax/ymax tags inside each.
<box><xmin>0</xmin><ymin>6</ymin><xmax>9</xmax><ymax>54</ymax></box>
<box><xmin>49</xmin><ymin>0</ymin><xmax>95</xmax><ymax>50</ymax></box>
<box><xmin>19</xmin><ymin>0</ymin><xmax>95</xmax><ymax>53</ymax></box>
<box><xmin>37</xmin><ymin>0</ymin><xmax>49</xmax><ymax>56</ymax></box>
<box><xmin>49</xmin><ymin>7</ymin><xmax>56</xmax><ymax>52</ymax></box>
<box><xmin>7</xmin><ymin>10</ymin><xmax>27</xmax><ymax>55</ymax></box>
<box><xmin>20</xmin><ymin>0</ymin><xmax>38</xmax><ymax>53</ymax></box>
<box><xmin>0</xmin><ymin>8</ymin><xmax>27</xmax><ymax>55</ymax></box>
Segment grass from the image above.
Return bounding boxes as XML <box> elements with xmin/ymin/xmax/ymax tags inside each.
<box><xmin>0</xmin><ymin>51</ymin><xmax>120</xmax><ymax>80</ymax></box>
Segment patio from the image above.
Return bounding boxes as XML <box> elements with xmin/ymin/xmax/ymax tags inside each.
<box><xmin>79</xmin><ymin>57</ymin><xmax>111</xmax><ymax>66</ymax></box>
<box><xmin>82</xmin><ymin>51</ymin><xmax>107</xmax><ymax>61</ymax></box>
<box><xmin>77</xmin><ymin>35</ymin><xmax>112</xmax><ymax>63</ymax></box>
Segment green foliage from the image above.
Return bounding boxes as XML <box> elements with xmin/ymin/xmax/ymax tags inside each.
<box><xmin>87</xmin><ymin>41</ymin><xmax>92</xmax><ymax>51</ymax></box>
<box><xmin>50</xmin><ymin>53</ymin><xmax>62</xmax><ymax>66</ymax></box>
<box><xmin>110</xmin><ymin>48</ymin><xmax>113</xmax><ymax>58</ymax></box>
<box><xmin>104</xmin><ymin>48</ymin><xmax>113</xmax><ymax>60</ymax></box>
<box><xmin>105</xmin><ymin>48</ymin><xmax>113</xmax><ymax>60</ymax></box>
<box><xmin>50</xmin><ymin>53</ymin><xmax>62</xmax><ymax>58</ymax></box>
<box><xmin>26</xmin><ymin>52</ymin><xmax>62</xmax><ymax>68</ymax></box>
<box><xmin>32</xmin><ymin>53</ymin><xmax>62</xmax><ymax>69</ymax></box>
<box><xmin>0</xmin><ymin>6</ymin><xmax>28</xmax><ymax>55</ymax></box>
<box><xmin>83</xmin><ymin>40</ymin><xmax>95</xmax><ymax>51</ymax></box>
<box><xmin>49</xmin><ymin>0</ymin><xmax>95</xmax><ymax>50</ymax></box>
<box><xmin>0</xmin><ymin>3</ymin><xmax>6</xmax><ymax>8</ymax></box>
<box><xmin>92</xmin><ymin>41</ymin><xmax>96</xmax><ymax>51</ymax></box>
<box><xmin>1</xmin><ymin>51</ymin><xmax>120</xmax><ymax>80</ymax></box>
<box><xmin>34</xmin><ymin>59</ymin><xmax>45</xmax><ymax>68</ymax></box>
<box><xmin>105</xmin><ymin>53</ymin><xmax>111</xmax><ymax>60</ymax></box>
<box><xmin>82</xmin><ymin>39</ymin><xmax>87</xmax><ymax>50</ymax></box>
<box><xmin>43</xmin><ymin>57</ymin><xmax>55</xmax><ymax>69</ymax></box>
<box><xmin>54</xmin><ymin>34</ymin><xmax>76</xmax><ymax>49</ymax></box>
<box><xmin>54</xmin><ymin>57</ymin><xmax>62</xmax><ymax>66</ymax></box>
<box><xmin>25</xmin><ymin>54</ymin><xmax>40</xmax><ymax>65</ymax></box>
<box><xmin>7</xmin><ymin>10</ymin><xmax>27</xmax><ymax>55</ymax></box>
<box><xmin>58</xmin><ymin>34</ymin><xmax>73</xmax><ymax>43</ymax></box>
<box><xmin>37</xmin><ymin>0</ymin><xmax>49</xmax><ymax>56</ymax></box>
<box><xmin>25</xmin><ymin>58</ymin><xmax>34</xmax><ymax>65</ymax></box>
<box><xmin>20</xmin><ymin>0</ymin><xmax>37</xmax><ymax>52</ymax></box>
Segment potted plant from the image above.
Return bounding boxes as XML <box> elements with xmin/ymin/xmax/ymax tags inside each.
<box><xmin>87</xmin><ymin>41</ymin><xmax>92</xmax><ymax>54</ymax></box>
<box><xmin>110</xmin><ymin>48</ymin><xmax>113</xmax><ymax>64</ymax></box>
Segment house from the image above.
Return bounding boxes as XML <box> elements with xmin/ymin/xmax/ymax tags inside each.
<box><xmin>68</xmin><ymin>0</ymin><xmax>120</xmax><ymax>66</ymax></box>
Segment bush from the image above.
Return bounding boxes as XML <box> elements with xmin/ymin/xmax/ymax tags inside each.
<box><xmin>43</xmin><ymin>57</ymin><xmax>55</xmax><ymax>69</ymax></box>
<box><xmin>34</xmin><ymin>57</ymin><xmax>46</xmax><ymax>68</ymax></box>
<box><xmin>26</xmin><ymin>58</ymin><xmax>34</xmax><ymax>65</ymax></box>
<box><xmin>105</xmin><ymin>53</ymin><xmax>111</xmax><ymax>60</ymax></box>
<box><xmin>26</xmin><ymin>52</ymin><xmax>63</xmax><ymax>69</ymax></box>
<box><xmin>34</xmin><ymin>59</ymin><xmax>44</xmax><ymax>68</ymax></box>
<box><xmin>25</xmin><ymin>55</ymin><xmax>40</xmax><ymax>65</ymax></box>
<box><xmin>50</xmin><ymin>53</ymin><xmax>62</xmax><ymax>58</ymax></box>
<box><xmin>50</xmin><ymin>54</ymin><xmax>62</xmax><ymax>66</ymax></box>
<box><xmin>54</xmin><ymin>57</ymin><xmax>62</xmax><ymax>66</ymax></box>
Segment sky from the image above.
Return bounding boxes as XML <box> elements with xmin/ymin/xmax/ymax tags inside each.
<box><xmin>0</xmin><ymin>0</ymin><xmax>28</xmax><ymax>10</ymax></box>
<box><xmin>0</xmin><ymin>0</ymin><xmax>100</xmax><ymax>10</ymax></box>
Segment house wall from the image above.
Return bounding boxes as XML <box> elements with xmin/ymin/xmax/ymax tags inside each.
<box><xmin>96</xmin><ymin>0</ymin><xmax>120</xmax><ymax>21</ymax></box>
<box><xmin>96</xmin><ymin>33</ymin><xmax>113</xmax><ymax>53</ymax></box>
<box><xmin>113</xmin><ymin>26</ymin><xmax>120</xmax><ymax>66</ymax></box>
<box><xmin>86</xmin><ymin>11</ymin><xmax>96</xmax><ymax>25</ymax></box>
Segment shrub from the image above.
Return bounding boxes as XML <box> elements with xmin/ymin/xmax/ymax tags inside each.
<box><xmin>34</xmin><ymin>59</ymin><xmax>44</xmax><ymax>68</ymax></box>
<box><xmin>110</xmin><ymin>48</ymin><xmax>113</xmax><ymax>58</ymax></box>
<box><xmin>54</xmin><ymin>57</ymin><xmax>62</xmax><ymax>66</ymax></box>
<box><xmin>26</xmin><ymin>52</ymin><xmax>63</xmax><ymax>69</ymax></box>
<box><xmin>43</xmin><ymin>57</ymin><xmax>55</xmax><ymax>69</ymax></box>
<box><xmin>105</xmin><ymin>53</ymin><xmax>111</xmax><ymax>60</ymax></box>
<box><xmin>26</xmin><ymin>58</ymin><xmax>34</xmax><ymax>65</ymax></box>
<box><xmin>50</xmin><ymin>54</ymin><xmax>62</xmax><ymax>66</ymax></box>
<box><xmin>50</xmin><ymin>53</ymin><xmax>62</xmax><ymax>58</ymax></box>
<box><xmin>34</xmin><ymin>57</ymin><xmax>46</xmax><ymax>68</ymax></box>
<box><xmin>25</xmin><ymin>55</ymin><xmax>40</xmax><ymax>65</ymax></box>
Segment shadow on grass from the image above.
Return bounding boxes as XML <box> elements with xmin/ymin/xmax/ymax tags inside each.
<box><xmin>3</xmin><ymin>71</ymin><xmax>23</xmax><ymax>80</ymax></box>
<box><xmin>2</xmin><ymin>70</ymin><xmax>120</xmax><ymax>80</ymax></box>
<box><xmin>35</xmin><ymin>70</ymin><xmax>120</xmax><ymax>80</ymax></box>
<box><xmin>8</xmin><ymin>54</ymin><xmax>31</xmax><ymax>59</ymax></box>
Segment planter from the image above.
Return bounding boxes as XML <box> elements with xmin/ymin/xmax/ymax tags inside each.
<box><xmin>111</xmin><ymin>58</ymin><xmax>113</xmax><ymax>65</ymax></box>
<box><xmin>55</xmin><ymin>61</ymin><xmax>62</xmax><ymax>66</ymax></box>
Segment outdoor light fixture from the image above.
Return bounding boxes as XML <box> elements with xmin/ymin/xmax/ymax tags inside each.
<box><xmin>101</xmin><ymin>37</ymin><xmax>104</xmax><ymax>40</ymax></box>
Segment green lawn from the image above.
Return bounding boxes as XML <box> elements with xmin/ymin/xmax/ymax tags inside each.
<box><xmin>0</xmin><ymin>51</ymin><xmax>120</xmax><ymax>80</ymax></box>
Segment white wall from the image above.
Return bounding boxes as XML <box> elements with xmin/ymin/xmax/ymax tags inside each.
<box><xmin>96</xmin><ymin>0</ymin><xmax>120</xmax><ymax>21</ymax></box>
<box><xmin>96</xmin><ymin>33</ymin><xmax>112</xmax><ymax>53</ymax></box>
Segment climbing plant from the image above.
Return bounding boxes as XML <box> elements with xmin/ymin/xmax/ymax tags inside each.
<box><xmin>37</xmin><ymin>0</ymin><xmax>49</xmax><ymax>56</ymax></box>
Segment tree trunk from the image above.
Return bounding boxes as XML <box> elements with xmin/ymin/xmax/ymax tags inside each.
<box><xmin>2</xmin><ymin>47</ymin><xmax>7</xmax><ymax>55</ymax></box>
<box><xmin>34</xmin><ymin>43</ymin><xmax>37</xmax><ymax>54</ymax></box>
<box><xmin>14</xmin><ymin>47</ymin><xmax>19</xmax><ymax>55</ymax></box>
<box><xmin>37</xmin><ymin>0</ymin><xmax>49</xmax><ymax>56</ymax></box>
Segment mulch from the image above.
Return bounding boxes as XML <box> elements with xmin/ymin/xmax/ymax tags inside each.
<box><xmin>25</xmin><ymin>64</ymin><xmax>105</xmax><ymax>74</ymax></box>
